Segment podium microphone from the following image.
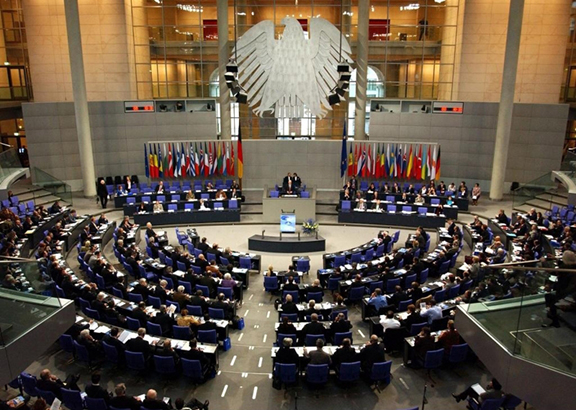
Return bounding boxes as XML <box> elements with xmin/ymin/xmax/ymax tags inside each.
<box><xmin>262</xmin><ymin>230</ymin><xmax>265</xmax><ymax>238</ymax></box>
<box><xmin>298</xmin><ymin>232</ymin><xmax>301</xmax><ymax>241</ymax></box>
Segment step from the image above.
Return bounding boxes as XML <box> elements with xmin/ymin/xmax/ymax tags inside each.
<box><xmin>513</xmin><ymin>204</ymin><xmax>541</xmax><ymax>214</ymax></box>
<box><xmin>535</xmin><ymin>194</ymin><xmax>568</xmax><ymax>206</ymax></box>
<box><xmin>524</xmin><ymin>198</ymin><xmax>557</xmax><ymax>211</ymax></box>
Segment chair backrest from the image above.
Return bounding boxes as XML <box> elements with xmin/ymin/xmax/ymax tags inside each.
<box><xmin>404</xmin><ymin>273</ymin><xmax>417</xmax><ymax>289</ymax></box>
<box><xmin>307</xmin><ymin>291</ymin><xmax>323</xmax><ymax>302</ymax></box>
<box><xmin>333</xmin><ymin>331</ymin><xmax>352</xmax><ymax>346</ymax></box>
<box><xmin>275</xmin><ymin>363</ymin><xmax>297</xmax><ymax>384</ymax></box>
<box><xmin>147</xmin><ymin>321</ymin><xmax>163</xmax><ymax>336</ymax></box>
<box><xmin>386</xmin><ymin>278</ymin><xmax>400</xmax><ymax>293</ymax></box>
<box><xmin>85</xmin><ymin>398</ymin><xmax>108</xmax><ymax>410</ymax></box>
<box><xmin>197</xmin><ymin>329</ymin><xmax>217</xmax><ymax>344</ymax></box>
<box><xmin>185</xmin><ymin>203</ymin><xmax>194</xmax><ymax>210</ymax></box>
<box><xmin>166</xmin><ymin>299</ymin><xmax>180</xmax><ymax>313</ymax></box>
<box><xmin>186</xmin><ymin>305</ymin><xmax>203</xmax><ymax>316</ymax></box>
<box><xmin>148</xmin><ymin>295</ymin><xmax>162</xmax><ymax>309</ymax></box>
<box><xmin>369</xmin><ymin>280</ymin><xmax>384</xmax><ymax>292</ymax></box>
<box><xmin>55</xmin><ymin>285</ymin><xmax>67</xmax><ymax>298</ymax></box>
<box><xmin>264</xmin><ymin>276</ymin><xmax>279</xmax><ymax>291</ymax></box>
<box><xmin>127</xmin><ymin>292</ymin><xmax>143</xmax><ymax>303</ymax></box>
<box><xmin>301</xmin><ymin>191</ymin><xmax>310</xmax><ymax>198</ymax></box>
<box><xmin>410</xmin><ymin>322</ymin><xmax>427</xmax><ymax>336</ymax></box>
<box><xmin>333</xmin><ymin>254</ymin><xmax>346</xmax><ymax>267</ymax></box>
<box><xmin>239</xmin><ymin>257</ymin><xmax>252</xmax><ymax>269</ymax></box>
<box><xmin>85</xmin><ymin>307</ymin><xmax>101</xmax><ymax>321</ymax></box>
<box><xmin>448</xmin><ymin>343</ymin><xmax>469</xmax><ymax>363</ymax></box>
<box><xmin>424</xmin><ymin>348</ymin><xmax>445</xmax><ymax>369</ymax></box>
<box><xmin>181</xmin><ymin>358</ymin><xmax>204</xmax><ymax>380</ymax></box>
<box><xmin>157</xmin><ymin>195</ymin><xmax>166</xmax><ymax>202</ymax></box>
<box><xmin>36</xmin><ymin>389</ymin><xmax>56</xmax><ymax>405</ymax></box>
<box><xmin>339</xmin><ymin>361</ymin><xmax>361</xmax><ymax>382</ymax></box>
<box><xmin>126</xmin><ymin>316</ymin><xmax>141</xmax><ymax>330</ymax></box>
<box><xmin>431</xmin><ymin>316</ymin><xmax>450</xmax><ymax>332</ymax></box>
<box><xmin>102</xmin><ymin>341</ymin><xmax>119</xmax><ymax>363</ymax></box>
<box><xmin>398</xmin><ymin>299</ymin><xmax>412</xmax><ymax>312</ymax></box>
<box><xmin>349</xmin><ymin>286</ymin><xmax>366</xmax><ymax>301</ymax></box>
<box><xmin>479</xmin><ymin>398</ymin><xmax>506</xmax><ymax>410</ymax></box>
<box><xmin>168</xmin><ymin>204</ymin><xmax>177</xmax><ymax>211</ymax></box>
<box><xmin>173</xmin><ymin>325</ymin><xmax>192</xmax><ymax>340</ymax></box>
<box><xmin>154</xmin><ymin>355</ymin><xmax>176</xmax><ymax>374</ymax></box>
<box><xmin>270</xmin><ymin>190</ymin><xmax>279</xmax><ymax>198</ymax></box>
<box><xmin>434</xmin><ymin>288</ymin><xmax>447</xmax><ymax>303</ymax></box>
<box><xmin>371</xmin><ymin>360</ymin><xmax>392</xmax><ymax>383</ymax></box>
<box><xmin>306</xmin><ymin>364</ymin><xmax>329</xmax><ymax>384</ymax></box>
<box><xmin>196</xmin><ymin>284</ymin><xmax>209</xmax><ymax>296</ymax></box>
<box><xmin>376</xmin><ymin>244</ymin><xmax>385</xmax><ymax>257</ymax></box>
<box><xmin>20</xmin><ymin>372</ymin><xmax>38</xmax><ymax>397</ymax></box>
<box><xmin>280</xmin><ymin>313</ymin><xmax>298</xmax><ymax>322</ymax></box>
<box><xmin>447</xmin><ymin>284</ymin><xmax>460</xmax><ymax>299</ymax></box>
<box><xmin>304</xmin><ymin>334</ymin><xmax>325</xmax><ymax>346</ymax></box>
<box><xmin>59</xmin><ymin>334</ymin><xmax>75</xmax><ymax>353</ymax></box>
<box><xmin>296</xmin><ymin>259</ymin><xmax>310</xmax><ymax>272</ymax></box>
<box><xmin>125</xmin><ymin>350</ymin><xmax>146</xmax><ymax>370</ymax></box>
<box><xmin>351</xmin><ymin>252</ymin><xmax>362</xmax><ymax>263</ymax></box>
<box><xmin>208</xmin><ymin>307</ymin><xmax>225</xmax><ymax>319</ymax></box>
<box><xmin>386</xmin><ymin>196</ymin><xmax>395</xmax><ymax>203</ymax></box>
<box><xmin>283</xmin><ymin>290</ymin><xmax>299</xmax><ymax>303</ymax></box>
<box><xmin>62</xmin><ymin>388</ymin><xmax>84</xmax><ymax>410</ymax></box>
<box><xmin>420</xmin><ymin>268</ymin><xmax>429</xmax><ymax>283</ymax></box>
<box><xmin>341</xmin><ymin>200</ymin><xmax>351</xmax><ymax>210</ymax></box>
<box><xmin>330</xmin><ymin>310</ymin><xmax>348</xmax><ymax>320</ymax></box>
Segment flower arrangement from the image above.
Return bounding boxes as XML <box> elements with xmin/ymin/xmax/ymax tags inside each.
<box><xmin>302</xmin><ymin>219</ymin><xmax>319</xmax><ymax>234</ymax></box>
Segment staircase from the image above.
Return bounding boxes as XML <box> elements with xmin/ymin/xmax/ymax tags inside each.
<box><xmin>512</xmin><ymin>186</ymin><xmax>569</xmax><ymax>215</ymax></box>
<box><xmin>10</xmin><ymin>177</ymin><xmax>71</xmax><ymax>208</ymax></box>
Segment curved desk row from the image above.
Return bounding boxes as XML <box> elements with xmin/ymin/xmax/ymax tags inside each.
<box><xmin>340</xmin><ymin>200</ymin><xmax>458</xmax><ymax>220</ymax></box>
<box><xmin>114</xmin><ymin>190</ymin><xmax>242</xmax><ymax>208</ymax></box>
<box><xmin>133</xmin><ymin>209</ymin><xmax>241</xmax><ymax>226</ymax></box>
<box><xmin>340</xmin><ymin>191</ymin><xmax>469</xmax><ymax>211</ymax></box>
<box><xmin>123</xmin><ymin>199</ymin><xmax>240</xmax><ymax>216</ymax></box>
<box><xmin>338</xmin><ymin>209</ymin><xmax>446</xmax><ymax>228</ymax></box>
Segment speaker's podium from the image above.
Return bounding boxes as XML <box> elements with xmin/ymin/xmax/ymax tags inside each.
<box><xmin>262</xmin><ymin>186</ymin><xmax>316</xmax><ymax>223</ymax></box>
<box><xmin>248</xmin><ymin>211</ymin><xmax>325</xmax><ymax>253</ymax></box>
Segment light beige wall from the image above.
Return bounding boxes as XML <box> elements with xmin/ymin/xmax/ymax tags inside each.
<box><xmin>454</xmin><ymin>0</ymin><xmax>570</xmax><ymax>103</ymax></box>
<box><xmin>22</xmin><ymin>0</ymin><xmax>141</xmax><ymax>102</ymax></box>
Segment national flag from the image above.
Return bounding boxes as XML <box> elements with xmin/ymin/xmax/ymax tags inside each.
<box><xmin>407</xmin><ymin>144</ymin><xmax>413</xmax><ymax>178</ymax></box>
<box><xmin>436</xmin><ymin>146</ymin><xmax>441</xmax><ymax>180</ymax></box>
<box><xmin>380</xmin><ymin>144</ymin><xmax>385</xmax><ymax>178</ymax></box>
<box><xmin>385</xmin><ymin>144</ymin><xmax>390</xmax><ymax>177</ymax></box>
<box><xmin>217</xmin><ymin>142</ymin><xmax>223</xmax><ymax>175</ymax></box>
<box><xmin>158</xmin><ymin>143</ymin><xmax>163</xmax><ymax>178</ymax></box>
<box><xmin>340</xmin><ymin>129</ymin><xmax>347</xmax><ymax>178</ymax></box>
<box><xmin>153</xmin><ymin>144</ymin><xmax>159</xmax><ymax>179</ymax></box>
<box><xmin>208</xmin><ymin>142</ymin><xmax>214</xmax><ymax>176</ymax></box>
<box><xmin>222</xmin><ymin>142</ymin><xmax>228</xmax><ymax>176</ymax></box>
<box><xmin>167</xmin><ymin>144</ymin><xmax>173</xmax><ymax>177</ymax></box>
<box><xmin>396</xmin><ymin>145</ymin><xmax>402</xmax><ymax>177</ymax></box>
<box><xmin>194</xmin><ymin>143</ymin><xmax>200</xmax><ymax>176</ymax></box>
<box><xmin>358</xmin><ymin>144</ymin><xmax>365</xmax><ymax>177</ymax></box>
<box><xmin>213</xmin><ymin>141</ymin><xmax>219</xmax><ymax>175</ymax></box>
<box><xmin>402</xmin><ymin>145</ymin><xmax>408</xmax><ymax>178</ymax></box>
<box><xmin>173</xmin><ymin>144</ymin><xmax>179</xmax><ymax>178</ymax></box>
<box><xmin>353</xmin><ymin>144</ymin><xmax>358</xmax><ymax>176</ymax></box>
<box><xmin>189</xmin><ymin>143</ymin><xmax>195</xmax><ymax>177</ymax></box>
<box><xmin>148</xmin><ymin>144</ymin><xmax>155</xmax><ymax>178</ymax></box>
<box><xmin>163</xmin><ymin>144</ymin><xmax>169</xmax><ymax>177</ymax></box>
<box><xmin>144</xmin><ymin>144</ymin><xmax>149</xmax><ymax>178</ymax></box>
<box><xmin>416</xmin><ymin>144</ymin><xmax>423</xmax><ymax>179</ymax></box>
<box><xmin>229</xmin><ymin>141</ymin><xmax>235</xmax><ymax>176</ymax></box>
<box><xmin>375</xmin><ymin>145</ymin><xmax>381</xmax><ymax>178</ymax></box>
<box><xmin>347</xmin><ymin>144</ymin><xmax>353</xmax><ymax>177</ymax></box>
<box><xmin>366</xmin><ymin>144</ymin><xmax>372</xmax><ymax>178</ymax></box>
<box><xmin>237</xmin><ymin>126</ymin><xmax>244</xmax><ymax>179</ymax></box>
<box><xmin>204</xmin><ymin>142</ymin><xmax>210</xmax><ymax>177</ymax></box>
<box><xmin>181</xmin><ymin>142</ymin><xmax>187</xmax><ymax>177</ymax></box>
<box><xmin>421</xmin><ymin>145</ymin><xmax>427</xmax><ymax>180</ymax></box>
<box><xmin>430</xmin><ymin>145</ymin><xmax>437</xmax><ymax>180</ymax></box>
<box><xmin>427</xmin><ymin>145</ymin><xmax>432</xmax><ymax>181</ymax></box>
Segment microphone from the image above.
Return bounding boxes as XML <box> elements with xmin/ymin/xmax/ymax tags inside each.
<box><xmin>262</xmin><ymin>230</ymin><xmax>265</xmax><ymax>238</ymax></box>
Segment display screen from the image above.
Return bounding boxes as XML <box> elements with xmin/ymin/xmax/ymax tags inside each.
<box><xmin>280</xmin><ymin>214</ymin><xmax>296</xmax><ymax>233</ymax></box>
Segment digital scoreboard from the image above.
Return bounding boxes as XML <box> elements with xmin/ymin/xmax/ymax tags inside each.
<box><xmin>432</xmin><ymin>101</ymin><xmax>464</xmax><ymax>114</ymax></box>
<box><xmin>124</xmin><ymin>101</ymin><xmax>155</xmax><ymax>113</ymax></box>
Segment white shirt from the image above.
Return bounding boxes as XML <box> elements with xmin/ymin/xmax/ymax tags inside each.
<box><xmin>379</xmin><ymin>316</ymin><xmax>401</xmax><ymax>332</ymax></box>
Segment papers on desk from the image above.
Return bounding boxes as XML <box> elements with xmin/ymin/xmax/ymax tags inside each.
<box><xmin>171</xmin><ymin>339</ymin><xmax>190</xmax><ymax>351</ymax></box>
<box><xmin>172</xmin><ymin>270</ymin><xmax>185</xmax><ymax>277</ymax></box>
<box><xmin>233</xmin><ymin>268</ymin><xmax>248</xmax><ymax>274</ymax></box>
<box><xmin>119</xmin><ymin>331</ymin><xmax>137</xmax><ymax>344</ymax></box>
<box><xmin>401</xmin><ymin>210</ymin><xmax>416</xmax><ymax>214</ymax></box>
<box><xmin>432</xmin><ymin>281</ymin><xmax>444</xmax><ymax>287</ymax></box>
<box><xmin>143</xmin><ymin>334</ymin><xmax>160</xmax><ymax>344</ymax></box>
<box><xmin>76</xmin><ymin>315</ymin><xmax>84</xmax><ymax>322</ymax></box>
<box><xmin>345</xmin><ymin>280</ymin><xmax>352</xmax><ymax>285</ymax></box>
<box><xmin>94</xmin><ymin>325</ymin><xmax>111</xmax><ymax>334</ymax></box>
<box><xmin>89</xmin><ymin>322</ymin><xmax>99</xmax><ymax>331</ymax></box>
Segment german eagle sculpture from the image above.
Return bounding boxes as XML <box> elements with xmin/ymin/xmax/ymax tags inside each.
<box><xmin>233</xmin><ymin>17</ymin><xmax>352</xmax><ymax>119</ymax></box>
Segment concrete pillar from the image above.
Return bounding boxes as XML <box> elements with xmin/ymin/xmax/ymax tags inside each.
<box><xmin>218</xmin><ymin>0</ymin><xmax>232</xmax><ymax>140</ymax></box>
<box><xmin>354</xmin><ymin>0</ymin><xmax>369</xmax><ymax>140</ymax></box>
<box><xmin>489</xmin><ymin>0</ymin><xmax>525</xmax><ymax>201</ymax></box>
<box><xmin>437</xmin><ymin>0</ymin><xmax>459</xmax><ymax>100</ymax></box>
<box><xmin>64</xmin><ymin>0</ymin><xmax>96</xmax><ymax>197</ymax></box>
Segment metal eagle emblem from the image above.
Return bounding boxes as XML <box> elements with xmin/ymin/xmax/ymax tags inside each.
<box><xmin>233</xmin><ymin>17</ymin><xmax>352</xmax><ymax>119</ymax></box>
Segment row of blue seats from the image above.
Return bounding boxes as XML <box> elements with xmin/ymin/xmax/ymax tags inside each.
<box><xmin>1</xmin><ymin>195</ymin><xmax>21</xmax><ymax>208</ymax></box>
<box><xmin>270</xmin><ymin>190</ymin><xmax>310</xmax><ymax>198</ymax></box>
<box><xmin>107</xmin><ymin>179</ymin><xmax>236</xmax><ymax>194</ymax></box>
<box><xmin>3</xmin><ymin>199</ymin><xmax>35</xmax><ymax>218</ymax></box>
<box><xmin>341</xmin><ymin>201</ymin><xmax>439</xmax><ymax>215</ymax></box>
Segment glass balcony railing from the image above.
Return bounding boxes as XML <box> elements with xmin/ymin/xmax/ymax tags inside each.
<box><xmin>511</xmin><ymin>171</ymin><xmax>558</xmax><ymax>212</ymax></box>
<box><xmin>0</xmin><ymin>148</ymin><xmax>24</xmax><ymax>186</ymax></box>
<box><xmin>0</xmin><ymin>258</ymin><xmax>63</xmax><ymax>346</ymax></box>
<box><xmin>32</xmin><ymin>167</ymin><xmax>73</xmax><ymax>205</ymax></box>
<box><xmin>462</xmin><ymin>262</ymin><xmax>576</xmax><ymax>376</ymax></box>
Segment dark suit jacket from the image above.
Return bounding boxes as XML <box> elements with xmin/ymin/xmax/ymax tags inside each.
<box><xmin>85</xmin><ymin>384</ymin><xmax>111</xmax><ymax>403</ymax></box>
<box><xmin>102</xmin><ymin>334</ymin><xmax>126</xmax><ymax>354</ymax></box>
<box><xmin>281</xmin><ymin>302</ymin><xmax>298</xmax><ymax>314</ymax></box>
<box><xmin>36</xmin><ymin>378</ymin><xmax>64</xmax><ymax>399</ymax></box>
<box><xmin>332</xmin><ymin>347</ymin><xmax>358</xmax><ymax>367</ymax></box>
<box><xmin>330</xmin><ymin>320</ymin><xmax>352</xmax><ymax>335</ymax></box>
<box><xmin>359</xmin><ymin>342</ymin><xmax>386</xmax><ymax>371</ymax></box>
<box><xmin>130</xmin><ymin>308</ymin><xmax>149</xmax><ymax>327</ymax></box>
<box><xmin>283</xmin><ymin>283</ymin><xmax>299</xmax><ymax>291</ymax></box>
<box><xmin>110</xmin><ymin>395</ymin><xmax>141</xmax><ymax>410</ymax></box>
<box><xmin>125</xmin><ymin>336</ymin><xmax>151</xmax><ymax>358</ymax></box>
<box><xmin>301</xmin><ymin>322</ymin><xmax>326</xmax><ymax>338</ymax></box>
<box><xmin>275</xmin><ymin>346</ymin><xmax>299</xmax><ymax>365</ymax></box>
<box><xmin>154</xmin><ymin>313</ymin><xmax>175</xmax><ymax>335</ymax></box>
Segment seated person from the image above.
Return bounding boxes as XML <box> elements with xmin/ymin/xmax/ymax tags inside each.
<box><xmin>153</xmin><ymin>201</ymin><xmax>164</xmax><ymax>213</ymax></box>
<box><xmin>142</xmin><ymin>389</ymin><xmax>170</xmax><ymax>410</ymax></box>
<box><xmin>331</xmin><ymin>338</ymin><xmax>357</xmax><ymax>370</ymax></box>
<box><xmin>330</xmin><ymin>312</ymin><xmax>352</xmax><ymax>341</ymax></box>
<box><xmin>277</xmin><ymin>315</ymin><xmax>297</xmax><ymax>335</ymax></box>
<box><xmin>85</xmin><ymin>373</ymin><xmax>112</xmax><ymax>404</ymax></box>
<box><xmin>109</xmin><ymin>383</ymin><xmax>141</xmax><ymax>410</ymax></box>
<box><xmin>303</xmin><ymin>338</ymin><xmax>331</xmax><ymax>365</ymax></box>
<box><xmin>299</xmin><ymin>313</ymin><xmax>326</xmax><ymax>345</ymax></box>
<box><xmin>379</xmin><ymin>310</ymin><xmax>401</xmax><ymax>333</ymax></box>
<box><xmin>367</xmin><ymin>288</ymin><xmax>388</xmax><ymax>316</ymax></box>
<box><xmin>452</xmin><ymin>378</ymin><xmax>504</xmax><ymax>404</ymax></box>
<box><xmin>275</xmin><ymin>337</ymin><xmax>299</xmax><ymax>365</ymax></box>
<box><xmin>359</xmin><ymin>334</ymin><xmax>386</xmax><ymax>373</ymax></box>
<box><xmin>37</xmin><ymin>369</ymin><xmax>80</xmax><ymax>400</ymax></box>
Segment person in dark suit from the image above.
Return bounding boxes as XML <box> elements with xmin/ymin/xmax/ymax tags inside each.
<box><xmin>196</xmin><ymin>237</ymin><xmax>209</xmax><ymax>253</ymax></box>
<box><xmin>154</xmin><ymin>339</ymin><xmax>180</xmax><ymax>368</ymax></box>
<box><xmin>413</xmin><ymin>327</ymin><xmax>436</xmax><ymax>365</ymax></box>
<box><xmin>197</xmin><ymin>271</ymin><xmax>216</xmax><ymax>296</ymax></box>
<box><xmin>130</xmin><ymin>302</ymin><xmax>151</xmax><ymax>327</ymax></box>
<box><xmin>292</xmin><ymin>173</ymin><xmax>302</xmax><ymax>190</ymax></box>
<box><xmin>275</xmin><ymin>337</ymin><xmax>299</xmax><ymax>365</ymax></box>
<box><xmin>125</xmin><ymin>328</ymin><xmax>152</xmax><ymax>360</ymax></box>
<box><xmin>281</xmin><ymin>294</ymin><xmax>298</xmax><ymax>314</ymax></box>
<box><xmin>154</xmin><ymin>181</ymin><xmax>166</xmax><ymax>194</ymax></box>
<box><xmin>154</xmin><ymin>305</ymin><xmax>175</xmax><ymax>336</ymax></box>
<box><xmin>402</xmin><ymin>304</ymin><xmax>426</xmax><ymax>330</ymax></box>
<box><xmin>194</xmin><ymin>255</ymin><xmax>209</xmax><ymax>274</ymax></box>
<box><xmin>331</xmin><ymin>338</ymin><xmax>358</xmax><ymax>370</ymax></box>
<box><xmin>103</xmin><ymin>327</ymin><xmax>126</xmax><ymax>358</ymax></box>
<box><xmin>359</xmin><ymin>334</ymin><xmax>386</xmax><ymax>373</ymax></box>
<box><xmin>198</xmin><ymin>313</ymin><xmax>218</xmax><ymax>332</ymax></box>
<box><xmin>109</xmin><ymin>383</ymin><xmax>141</xmax><ymax>410</ymax></box>
<box><xmin>179</xmin><ymin>338</ymin><xmax>211</xmax><ymax>376</ymax></box>
<box><xmin>171</xmin><ymin>286</ymin><xmax>190</xmax><ymax>310</ymax></box>
<box><xmin>131</xmin><ymin>278</ymin><xmax>150</xmax><ymax>301</ymax></box>
<box><xmin>150</xmin><ymin>280</ymin><xmax>168</xmax><ymax>304</ymax></box>
<box><xmin>97</xmin><ymin>179</ymin><xmax>109</xmax><ymax>209</ymax></box>
<box><xmin>330</xmin><ymin>313</ymin><xmax>352</xmax><ymax>342</ymax></box>
<box><xmin>283</xmin><ymin>275</ymin><xmax>299</xmax><ymax>291</ymax></box>
<box><xmin>85</xmin><ymin>373</ymin><xmax>112</xmax><ymax>404</ymax></box>
<box><xmin>282</xmin><ymin>173</ymin><xmax>293</xmax><ymax>190</ymax></box>
<box><xmin>277</xmin><ymin>316</ymin><xmax>297</xmax><ymax>335</ymax></box>
<box><xmin>300</xmin><ymin>313</ymin><xmax>326</xmax><ymax>345</ymax></box>
<box><xmin>188</xmin><ymin>290</ymin><xmax>209</xmax><ymax>313</ymax></box>
<box><xmin>390</xmin><ymin>285</ymin><xmax>409</xmax><ymax>308</ymax></box>
<box><xmin>37</xmin><ymin>369</ymin><xmax>80</xmax><ymax>400</ymax></box>
<box><xmin>211</xmin><ymin>293</ymin><xmax>234</xmax><ymax>320</ymax></box>
<box><xmin>407</xmin><ymin>282</ymin><xmax>424</xmax><ymax>304</ymax></box>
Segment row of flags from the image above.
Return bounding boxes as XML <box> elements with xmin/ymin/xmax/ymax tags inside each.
<box><xmin>341</xmin><ymin>138</ymin><xmax>441</xmax><ymax>180</ymax></box>
<box><xmin>144</xmin><ymin>138</ymin><xmax>244</xmax><ymax>179</ymax></box>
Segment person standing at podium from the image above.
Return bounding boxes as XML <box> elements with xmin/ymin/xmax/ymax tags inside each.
<box><xmin>282</xmin><ymin>172</ymin><xmax>293</xmax><ymax>190</ymax></box>
<box><xmin>293</xmin><ymin>173</ymin><xmax>302</xmax><ymax>190</ymax></box>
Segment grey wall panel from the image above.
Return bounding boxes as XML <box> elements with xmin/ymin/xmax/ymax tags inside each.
<box><xmin>23</xmin><ymin>101</ymin><xmax>568</xmax><ymax>192</ymax></box>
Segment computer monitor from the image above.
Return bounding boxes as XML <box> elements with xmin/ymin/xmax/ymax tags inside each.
<box><xmin>280</xmin><ymin>213</ymin><xmax>296</xmax><ymax>233</ymax></box>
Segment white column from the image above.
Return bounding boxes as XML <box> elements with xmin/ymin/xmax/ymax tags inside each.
<box><xmin>218</xmin><ymin>0</ymin><xmax>232</xmax><ymax>140</ymax></box>
<box><xmin>489</xmin><ymin>0</ymin><xmax>525</xmax><ymax>201</ymax></box>
<box><xmin>354</xmin><ymin>0</ymin><xmax>369</xmax><ymax>140</ymax></box>
<box><xmin>64</xmin><ymin>0</ymin><xmax>96</xmax><ymax>197</ymax></box>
